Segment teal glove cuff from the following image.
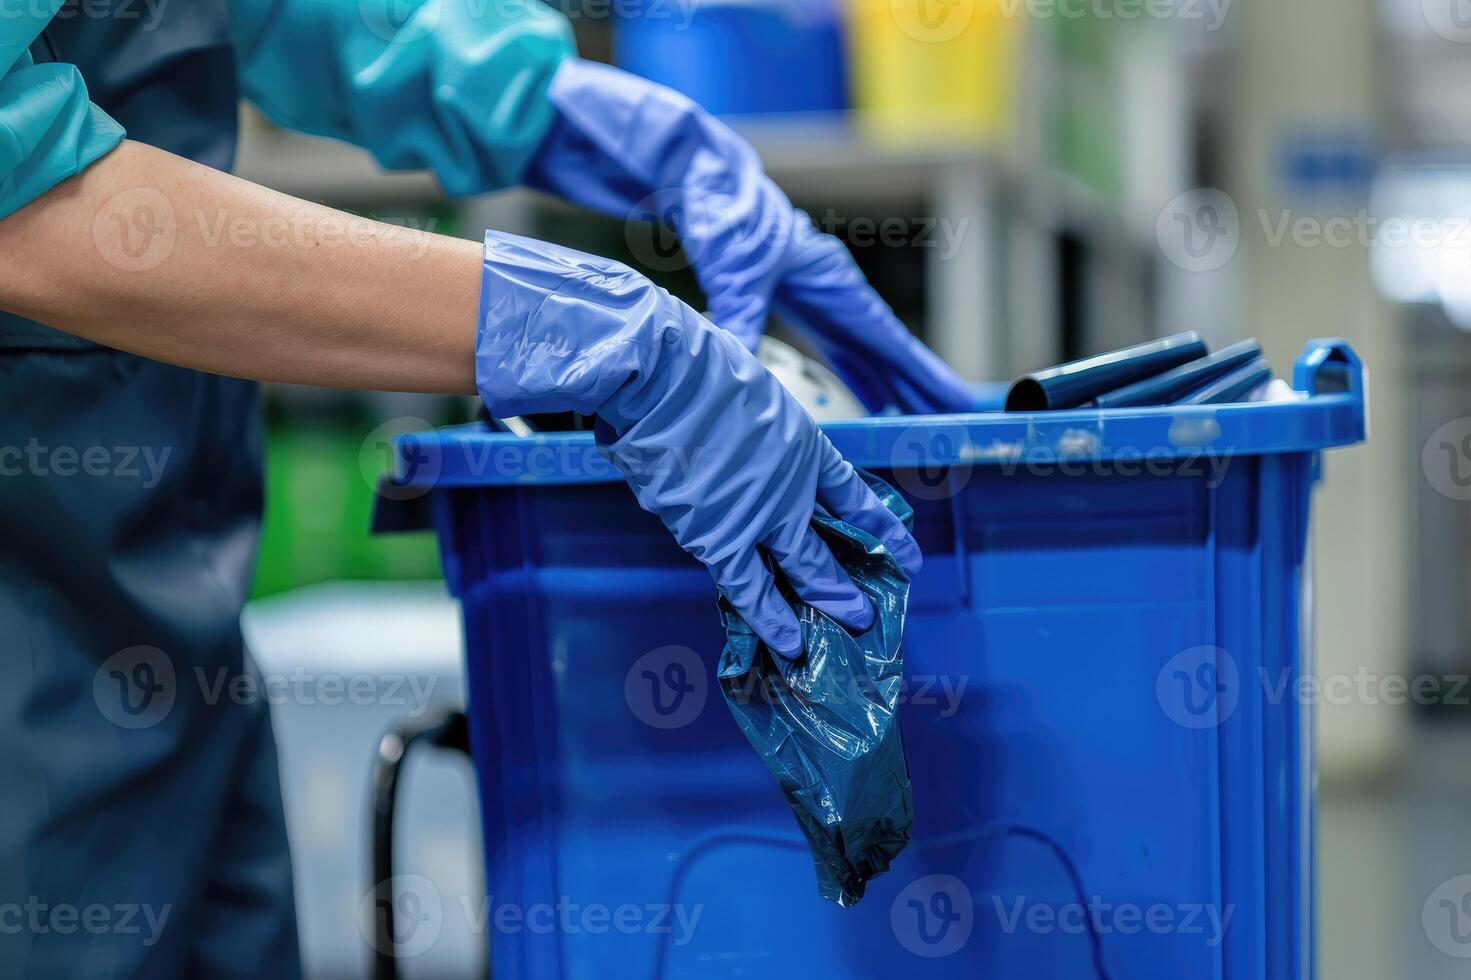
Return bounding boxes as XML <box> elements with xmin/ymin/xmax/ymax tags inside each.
<box><xmin>232</xmin><ymin>0</ymin><xmax>574</xmax><ymax>193</ymax></box>
<box><xmin>0</xmin><ymin>57</ymin><xmax>124</xmax><ymax>220</ymax></box>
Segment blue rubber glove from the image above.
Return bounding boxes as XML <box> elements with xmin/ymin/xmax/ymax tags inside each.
<box><xmin>476</xmin><ymin>231</ymin><xmax>923</xmax><ymax>657</ymax></box>
<box><xmin>523</xmin><ymin>58</ymin><xmax>975</xmax><ymax>416</ymax></box>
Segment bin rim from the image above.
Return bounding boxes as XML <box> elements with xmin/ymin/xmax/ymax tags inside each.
<box><xmin>386</xmin><ymin>338</ymin><xmax>1366</xmax><ymax>490</ymax></box>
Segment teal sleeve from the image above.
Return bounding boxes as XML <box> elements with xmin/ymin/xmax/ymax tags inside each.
<box><xmin>0</xmin><ymin>6</ymin><xmax>126</xmax><ymax>220</ymax></box>
<box><xmin>230</xmin><ymin>0</ymin><xmax>575</xmax><ymax>194</ymax></box>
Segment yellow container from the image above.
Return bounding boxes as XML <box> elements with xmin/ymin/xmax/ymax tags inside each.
<box><xmin>848</xmin><ymin>0</ymin><xmax>1025</xmax><ymax>143</ymax></box>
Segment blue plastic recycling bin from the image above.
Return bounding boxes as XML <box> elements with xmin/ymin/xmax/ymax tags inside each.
<box><xmin>377</xmin><ymin>339</ymin><xmax>1367</xmax><ymax>980</ymax></box>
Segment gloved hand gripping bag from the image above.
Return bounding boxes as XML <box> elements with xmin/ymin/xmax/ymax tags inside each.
<box><xmin>717</xmin><ymin>472</ymin><xmax>914</xmax><ymax>907</ymax></box>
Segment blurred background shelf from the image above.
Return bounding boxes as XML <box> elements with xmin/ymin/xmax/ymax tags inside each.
<box><xmin>236</xmin><ymin>105</ymin><xmax>1163</xmax><ymax>397</ymax></box>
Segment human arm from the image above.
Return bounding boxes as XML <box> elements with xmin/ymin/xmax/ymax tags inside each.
<box><xmin>0</xmin><ymin>140</ymin><xmax>920</xmax><ymax>653</ymax></box>
<box><xmin>0</xmin><ymin>140</ymin><xmax>480</xmax><ymax>393</ymax></box>
<box><xmin>3</xmin><ymin>5</ymin><xmax>920</xmax><ymax>652</ymax></box>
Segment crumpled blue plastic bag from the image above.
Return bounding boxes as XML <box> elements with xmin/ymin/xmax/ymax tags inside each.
<box><xmin>717</xmin><ymin>471</ymin><xmax>914</xmax><ymax>907</ymax></box>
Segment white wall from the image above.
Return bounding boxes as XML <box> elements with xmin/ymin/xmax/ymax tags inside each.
<box><xmin>1230</xmin><ymin>0</ymin><xmax>1411</xmax><ymax>782</ymax></box>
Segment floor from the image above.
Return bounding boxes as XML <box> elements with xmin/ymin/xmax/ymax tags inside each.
<box><xmin>1318</xmin><ymin>720</ymin><xmax>1471</xmax><ymax>979</ymax></box>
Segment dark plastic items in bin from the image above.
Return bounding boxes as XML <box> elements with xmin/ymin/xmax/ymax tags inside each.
<box><xmin>1005</xmin><ymin>331</ymin><xmax>1208</xmax><ymax>411</ymax></box>
<box><xmin>717</xmin><ymin>472</ymin><xmax>913</xmax><ymax>908</ymax></box>
<box><xmin>1178</xmin><ymin>357</ymin><xmax>1273</xmax><ymax>405</ymax></box>
<box><xmin>1093</xmin><ymin>339</ymin><xmax>1263</xmax><ymax>408</ymax></box>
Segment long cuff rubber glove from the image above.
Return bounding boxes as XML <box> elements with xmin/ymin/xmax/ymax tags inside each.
<box><xmin>0</xmin><ymin>7</ymin><xmax>125</xmax><ymax>219</ymax></box>
<box><xmin>230</xmin><ymin>0</ymin><xmax>574</xmax><ymax>193</ymax></box>
<box><xmin>522</xmin><ymin>59</ymin><xmax>975</xmax><ymax>416</ymax></box>
<box><xmin>477</xmin><ymin>231</ymin><xmax>923</xmax><ymax>658</ymax></box>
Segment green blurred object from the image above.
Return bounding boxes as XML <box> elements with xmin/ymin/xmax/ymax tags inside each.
<box><xmin>1049</xmin><ymin>14</ymin><xmax>1124</xmax><ymax>201</ymax></box>
<box><xmin>253</xmin><ymin>423</ymin><xmax>442</xmax><ymax>598</ymax></box>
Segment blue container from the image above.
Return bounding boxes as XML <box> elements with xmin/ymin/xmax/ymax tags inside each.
<box><xmin>380</xmin><ymin>340</ymin><xmax>1366</xmax><ymax>980</ymax></box>
<box><xmin>612</xmin><ymin>0</ymin><xmax>848</xmax><ymax>116</ymax></box>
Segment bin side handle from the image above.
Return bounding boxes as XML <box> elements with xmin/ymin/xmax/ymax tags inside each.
<box><xmin>1292</xmin><ymin>338</ymin><xmax>1366</xmax><ymax>438</ymax></box>
<box><xmin>370</xmin><ymin>710</ymin><xmax>477</xmax><ymax>980</ymax></box>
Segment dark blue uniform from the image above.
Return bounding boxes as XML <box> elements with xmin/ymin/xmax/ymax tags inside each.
<box><xmin>0</xmin><ymin>4</ymin><xmax>299</xmax><ymax>976</ymax></box>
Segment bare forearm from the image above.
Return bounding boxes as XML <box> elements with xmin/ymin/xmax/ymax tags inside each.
<box><xmin>0</xmin><ymin>141</ymin><xmax>481</xmax><ymax>394</ymax></box>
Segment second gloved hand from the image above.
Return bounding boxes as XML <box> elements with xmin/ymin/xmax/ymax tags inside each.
<box><xmin>523</xmin><ymin>59</ymin><xmax>975</xmax><ymax>416</ymax></box>
<box><xmin>476</xmin><ymin>231</ymin><xmax>922</xmax><ymax>657</ymax></box>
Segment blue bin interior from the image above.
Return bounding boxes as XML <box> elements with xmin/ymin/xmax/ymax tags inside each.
<box><xmin>387</xmin><ymin>340</ymin><xmax>1366</xmax><ymax>980</ymax></box>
